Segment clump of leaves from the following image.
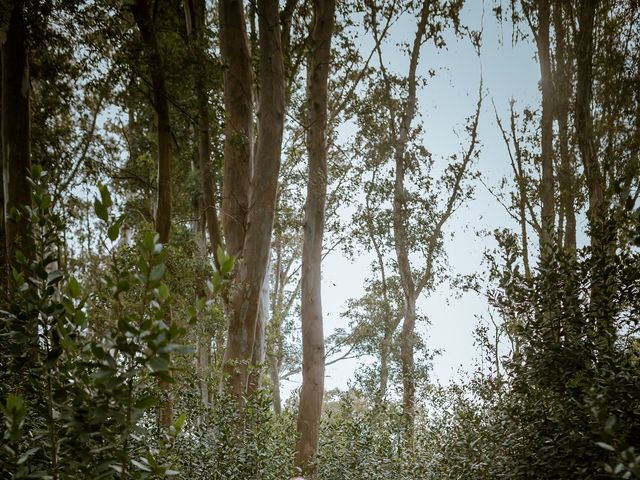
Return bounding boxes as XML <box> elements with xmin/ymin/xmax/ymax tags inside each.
<box><xmin>0</xmin><ymin>168</ymin><xmax>187</xmax><ymax>478</ymax></box>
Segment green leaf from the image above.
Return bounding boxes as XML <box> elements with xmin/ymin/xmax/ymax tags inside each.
<box><xmin>174</xmin><ymin>413</ymin><xmax>187</xmax><ymax>432</ymax></box>
<box><xmin>150</xmin><ymin>264</ymin><xmax>166</xmax><ymax>282</ymax></box>
<box><xmin>221</xmin><ymin>256</ymin><xmax>234</xmax><ymax>276</ymax></box>
<box><xmin>107</xmin><ymin>223</ymin><xmax>120</xmax><ymax>242</ymax></box>
<box><xmin>135</xmin><ymin>395</ymin><xmax>158</xmax><ymax>409</ymax></box>
<box><xmin>99</xmin><ymin>183</ymin><xmax>112</xmax><ymax>208</ymax></box>
<box><xmin>68</xmin><ymin>277</ymin><xmax>81</xmax><ymax>299</ymax></box>
<box><xmin>142</xmin><ymin>231</ymin><xmax>156</xmax><ymax>253</ymax></box>
<box><xmin>216</xmin><ymin>245</ymin><xmax>226</xmax><ymax>267</ymax></box>
<box><xmin>31</xmin><ymin>164</ymin><xmax>43</xmax><ymax>179</ymax></box>
<box><xmin>94</xmin><ymin>199</ymin><xmax>109</xmax><ymax>222</ymax></box>
<box><xmin>147</xmin><ymin>357</ymin><xmax>170</xmax><ymax>373</ymax></box>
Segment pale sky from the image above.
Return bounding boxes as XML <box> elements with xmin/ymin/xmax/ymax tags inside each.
<box><xmin>281</xmin><ymin>1</ymin><xmax>541</xmax><ymax>401</ymax></box>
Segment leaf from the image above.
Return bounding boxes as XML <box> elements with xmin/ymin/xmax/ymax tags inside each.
<box><xmin>221</xmin><ymin>256</ymin><xmax>234</xmax><ymax>276</ymax></box>
<box><xmin>149</xmin><ymin>264</ymin><xmax>166</xmax><ymax>282</ymax></box>
<box><xmin>135</xmin><ymin>395</ymin><xmax>158</xmax><ymax>409</ymax></box>
<box><xmin>173</xmin><ymin>413</ymin><xmax>187</xmax><ymax>432</ymax></box>
<box><xmin>107</xmin><ymin>223</ymin><xmax>120</xmax><ymax>242</ymax></box>
<box><xmin>94</xmin><ymin>199</ymin><xmax>109</xmax><ymax>222</ymax></box>
<box><xmin>216</xmin><ymin>245</ymin><xmax>226</xmax><ymax>267</ymax></box>
<box><xmin>596</xmin><ymin>441</ymin><xmax>616</xmax><ymax>452</ymax></box>
<box><xmin>147</xmin><ymin>357</ymin><xmax>169</xmax><ymax>373</ymax></box>
<box><xmin>17</xmin><ymin>447</ymin><xmax>39</xmax><ymax>465</ymax></box>
<box><xmin>142</xmin><ymin>231</ymin><xmax>156</xmax><ymax>253</ymax></box>
<box><xmin>68</xmin><ymin>277</ymin><xmax>81</xmax><ymax>299</ymax></box>
<box><xmin>131</xmin><ymin>458</ymin><xmax>151</xmax><ymax>472</ymax></box>
<box><xmin>99</xmin><ymin>184</ymin><xmax>112</xmax><ymax>208</ymax></box>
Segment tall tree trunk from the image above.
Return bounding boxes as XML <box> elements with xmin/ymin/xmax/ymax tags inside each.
<box><xmin>268</xmin><ymin>235</ymin><xmax>285</xmax><ymax>414</ymax></box>
<box><xmin>0</xmin><ymin>62</ymin><xmax>5</xmax><ymax>283</ymax></box>
<box><xmin>575</xmin><ymin>0</ymin><xmax>612</xmax><ymax>347</ymax></box>
<box><xmin>2</xmin><ymin>0</ymin><xmax>31</xmax><ymax>272</ymax></box>
<box><xmin>218</xmin><ymin>0</ymin><xmax>252</xmax><ymax>258</ymax></box>
<box><xmin>399</xmin><ymin>293</ymin><xmax>417</xmax><ymax>441</ymax></box>
<box><xmin>130</xmin><ymin>0</ymin><xmax>173</xmax><ymax>426</ymax></box>
<box><xmin>186</xmin><ymin>0</ymin><xmax>224</xmax><ymax>263</ymax></box>
<box><xmin>379</xmin><ymin>323</ymin><xmax>394</xmax><ymax>401</ymax></box>
<box><xmin>390</xmin><ymin>3</ymin><xmax>429</xmax><ymax>445</ymax></box>
<box><xmin>537</xmin><ymin>0</ymin><xmax>556</xmax><ymax>253</ymax></box>
<box><xmin>553</xmin><ymin>0</ymin><xmax>576</xmax><ymax>253</ymax></box>
<box><xmin>296</xmin><ymin>0</ymin><xmax>335</xmax><ymax>470</ymax></box>
<box><xmin>221</xmin><ymin>0</ymin><xmax>285</xmax><ymax>403</ymax></box>
<box><xmin>576</xmin><ymin>0</ymin><xmax>603</xmax><ymax>234</ymax></box>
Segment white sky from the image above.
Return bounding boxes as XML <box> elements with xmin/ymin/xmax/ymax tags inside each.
<box><xmin>281</xmin><ymin>1</ymin><xmax>541</xmax><ymax>401</ymax></box>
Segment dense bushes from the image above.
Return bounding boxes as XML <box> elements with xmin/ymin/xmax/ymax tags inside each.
<box><xmin>0</xmin><ymin>172</ymin><xmax>185</xmax><ymax>478</ymax></box>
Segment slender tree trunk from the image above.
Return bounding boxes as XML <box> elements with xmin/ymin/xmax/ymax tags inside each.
<box><xmin>390</xmin><ymin>3</ymin><xmax>429</xmax><ymax>445</ymax></box>
<box><xmin>190</xmin><ymin>154</ymin><xmax>211</xmax><ymax>407</ymax></box>
<box><xmin>296</xmin><ymin>0</ymin><xmax>335</xmax><ymax>469</ymax></box>
<box><xmin>575</xmin><ymin>0</ymin><xmax>613</xmax><ymax>346</ymax></box>
<box><xmin>0</xmin><ymin>62</ymin><xmax>5</xmax><ymax>283</ymax></box>
<box><xmin>537</xmin><ymin>0</ymin><xmax>556</xmax><ymax>253</ymax></box>
<box><xmin>218</xmin><ymin>0</ymin><xmax>252</xmax><ymax>258</ymax></box>
<box><xmin>248</xmin><ymin>259</ymin><xmax>269</xmax><ymax>395</ymax></box>
<box><xmin>131</xmin><ymin>0</ymin><xmax>173</xmax><ymax>426</ymax></box>
<box><xmin>221</xmin><ymin>0</ymin><xmax>285</xmax><ymax>403</ymax></box>
<box><xmin>379</xmin><ymin>326</ymin><xmax>393</xmax><ymax>401</ymax></box>
<box><xmin>576</xmin><ymin>0</ymin><xmax>603</xmax><ymax>234</ymax></box>
<box><xmin>399</xmin><ymin>293</ymin><xmax>417</xmax><ymax>442</ymax></box>
<box><xmin>553</xmin><ymin>0</ymin><xmax>576</xmax><ymax>253</ymax></box>
<box><xmin>186</xmin><ymin>0</ymin><xmax>224</xmax><ymax>263</ymax></box>
<box><xmin>268</xmin><ymin>235</ymin><xmax>285</xmax><ymax>414</ymax></box>
<box><xmin>2</xmin><ymin>0</ymin><xmax>31</xmax><ymax>272</ymax></box>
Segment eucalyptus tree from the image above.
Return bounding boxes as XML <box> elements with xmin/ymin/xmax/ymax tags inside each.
<box><xmin>357</xmin><ymin>0</ymin><xmax>482</xmax><ymax>442</ymax></box>
<box><xmin>218</xmin><ymin>0</ymin><xmax>287</xmax><ymax>403</ymax></box>
<box><xmin>296</xmin><ymin>0</ymin><xmax>336</xmax><ymax>468</ymax></box>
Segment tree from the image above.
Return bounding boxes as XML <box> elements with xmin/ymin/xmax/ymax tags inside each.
<box><xmin>130</xmin><ymin>0</ymin><xmax>174</xmax><ymax>426</ymax></box>
<box><xmin>2</xmin><ymin>0</ymin><xmax>31</xmax><ymax>273</ymax></box>
<box><xmin>220</xmin><ymin>0</ymin><xmax>286</xmax><ymax>403</ymax></box>
<box><xmin>296</xmin><ymin>0</ymin><xmax>336</xmax><ymax>469</ymax></box>
<box><xmin>363</xmin><ymin>0</ymin><xmax>480</xmax><ymax>442</ymax></box>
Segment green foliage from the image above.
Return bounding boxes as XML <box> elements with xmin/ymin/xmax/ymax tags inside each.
<box><xmin>0</xmin><ymin>171</ymin><xmax>185</xmax><ymax>478</ymax></box>
<box><xmin>171</xmin><ymin>385</ymin><xmax>297</xmax><ymax>480</ymax></box>
<box><xmin>420</xmin><ymin>218</ymin><xmax>640</xmax><ymax>480</ymax></box>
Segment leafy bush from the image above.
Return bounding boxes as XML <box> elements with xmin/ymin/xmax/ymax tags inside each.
<box><xmin>0</xmin><ymin>169</ymin><xmax>185</xmax><ymax>478</ymax></box>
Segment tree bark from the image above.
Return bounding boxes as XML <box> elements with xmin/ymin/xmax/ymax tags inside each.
<box><xmin>296</xmin><ymin>0</ymin><xmax>335</xmax><ymax>470</ymax></box>
<box><xmin>536</xmin><ymin>0</ymin><xmax>556</xmax><ymax>254</ymax></box>
<box><xmin>221</xmin><ymin>0</ymin><xmax>285</xmax><ymax>403</ymax></box>
<box><xmin>2</xmin><ymin>0</ymin><xmax>31</xmax><ymax>272</ymax></box>
<box><xmin>553</xmin><ymin>0</ymin><xmax>576</xmax><ymax>253</ymax></box>
<box><xmin>248</xmin><ymin>258</ymin><xmax>269</xmax><ymax>395</ymax></box>
<box><xmin>576</xmin><ymin>0</ymin><xmax>603</xmax><ymax>235</ymax></box>
<box><xmin>130</xmin><ymin>0</ymin><xmax>173</xmax><ymax>427</ymax></box>
<box><xmin>0</xmin><ymin>61</ymin><xmax>5</xmax><ymax>282</ymax></box>
<box><xmin>218</xmin><ymin>0</ymin><xmax>252</xmax><ymax>258</ymax></box>
<box><xmin>186</xmin><ymin>0</ymin><xmax>224</xmax><ymax>263</ymax></box>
